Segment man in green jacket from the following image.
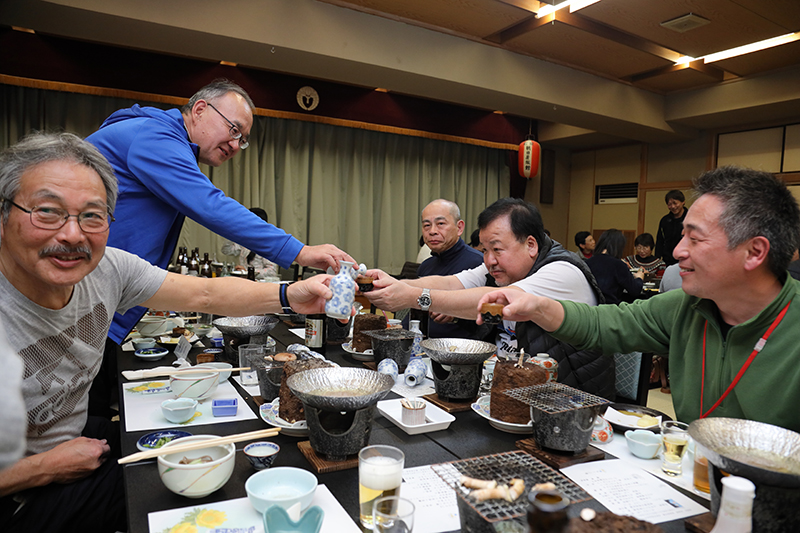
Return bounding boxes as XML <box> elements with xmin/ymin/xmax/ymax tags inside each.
<box><xmin>477</xmin><ymin>166</ymin><xmax>800</xmax><ymax>433</ymax></box>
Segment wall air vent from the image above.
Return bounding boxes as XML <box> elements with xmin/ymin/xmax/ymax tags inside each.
<box><xmin>595</xmin><ymin>183</ymin><xmax>638</xmax><ymax>204</ymax></box>
<box><xmin>660</xmin><ymin>13</ymin><xmax>710</xmax><ymax>34</ymax></box>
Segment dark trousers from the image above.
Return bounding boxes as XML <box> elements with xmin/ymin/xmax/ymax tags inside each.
<box><xmin>0</xmin><ymin>417</ymin><xmax>126</xmax><ymax>533</ymax></box>
<box><xmin>88</xmin><ymin>337</ymin><xmax>122</xmax><ymax>419</ymax></box>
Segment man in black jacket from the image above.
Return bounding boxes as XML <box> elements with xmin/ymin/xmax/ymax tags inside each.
<box><xmin>655</xmin><ymin>189</ymin><xmax>688</xmax><ymax>265</ymax></box>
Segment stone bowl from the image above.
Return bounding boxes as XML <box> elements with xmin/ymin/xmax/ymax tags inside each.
<box><xmin>286</xmin><ymin>367</ymin><xmax>393</xmax><ymax>412</ymax></box>
<box><xmin>212</xmin><ymin>315</ymin><xmax>279</xmax><ymax>338</ymax></box>
<box><xmin>421</xmin><ymin>338</ymin><xmax>497</xmax><ymax>365</ymax></box>
<box><xmin>364</xmin><ymin>328</ymin><xmax>417</xmax><ymax>368</ymax></box>
<box><xmin>157</xmin><ymin>435</ymin><xmax>235</xmax><ymax>498</ymax></box>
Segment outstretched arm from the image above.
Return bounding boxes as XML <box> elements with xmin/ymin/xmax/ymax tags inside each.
<box><xmin>476</xmin><ymin>289</ymin><xmax>565</xmax><ymax>332</ymax></box>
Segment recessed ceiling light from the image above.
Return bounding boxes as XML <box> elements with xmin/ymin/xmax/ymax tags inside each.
<box><xmin>219</xmin><ymin>61</ymin><xmax>237</xmax><ymax>67</ymax></box>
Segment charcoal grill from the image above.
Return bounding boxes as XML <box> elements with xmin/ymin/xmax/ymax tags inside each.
<box><xmin>212</xmin><ymin>315</ymin><xmax>279</xmax><ymax>365</ymax></box>
<box><xmin>431</xmin><ymin>450</ymin><xmax>589</xmax><ymax>532</ymax></box>
<box><xmin>504</xmin><ymin>383</ymin><xmax>610</xmax><ymax>453</ymax></box>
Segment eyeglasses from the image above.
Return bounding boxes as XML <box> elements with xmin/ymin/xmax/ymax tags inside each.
<box><xmin>635</xmin><ymin>245</ymin><xmax>651</xmax><ymax>252</ymax></box>
<box><xmin>3</xmin><ymin>199</ymin><xmax>114</xmax><ymax>233</ymax></box>
<box><xmin>206</xmin><ymin>102</ymin><xmax>250</xmax><ymax>149</ymax></box>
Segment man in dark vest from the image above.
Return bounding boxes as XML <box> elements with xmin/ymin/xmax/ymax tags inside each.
<box><xmin>365</xmin><ymin>197</ymin><xmax>615</xmax><ymax>399</ymax></box>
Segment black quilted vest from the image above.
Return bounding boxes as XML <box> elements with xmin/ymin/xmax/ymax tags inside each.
<box><xmin>479</xmin><ymin>237</ymin><xmax>617</xmax><ymax>400</ymax></box>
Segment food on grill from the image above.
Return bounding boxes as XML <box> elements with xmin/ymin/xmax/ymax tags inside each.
<box><xmin>490</xmin><ymin>358</ymin><xmax>547</xmax><ymax>424</ymax></box>
<box><xmin>272</xmin><ymin>352</ymin><xmax>297</xmax><ymax>362</ymax></box>
<box><xmin>278</xmin><ymin>358</ymin><xmax>333</xmax><ymax>423</ymax></box>
<box><xmin>353</xmin><ymin>313</ymin><xmax>386</xmax><ymax>352</ymax></box>
<box><xmin>467</xmin><ymin>478</ymin><xmax>525</xmax><ymax>502</ymax></box>
<box><xmin>459</xmin><ymin>475</ymin><xmax>497</xmax><ymax>490</ymax></box>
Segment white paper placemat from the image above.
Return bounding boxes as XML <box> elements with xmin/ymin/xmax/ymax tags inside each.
<box><xmin>123</xmin><ymin>379</ymin><xmax>257</xmax><ymax>432</ymax></box>
<box><xmin>232</xmin><ymin>375</ymin><xmax>261</xmax><ymax>397</ymax></box>
<box><xmin>401</xmin><ymin>465</ymin><xmax>460</xmax><ymax>533</ymax></box>
<box><xmin>561</xmin><ymin>459</ymin><xmax>707</xmax><ymax>524</ymax></box>
<box><xmin>147</xmin><ymin>484</ymin><xmax>359</xmax><ymax>533</ymax></box>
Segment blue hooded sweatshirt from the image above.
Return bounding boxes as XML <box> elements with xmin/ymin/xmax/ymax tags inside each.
<box><xmin>87</xmin><ymin>105</ymin><xmax>304</xmax><ymax>342</ymax></box>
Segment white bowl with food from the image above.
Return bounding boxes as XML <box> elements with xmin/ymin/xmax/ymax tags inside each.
<box><xmin>157</xmin><ymin>435</ymin><xmax>235</xmax><ymax>498</ymax></box>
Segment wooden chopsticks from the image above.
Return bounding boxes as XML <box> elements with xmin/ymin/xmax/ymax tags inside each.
<box><xmin>118</xmin><ymin>428</ymin><xmax>280</xmax><ymax>464</ymax></box>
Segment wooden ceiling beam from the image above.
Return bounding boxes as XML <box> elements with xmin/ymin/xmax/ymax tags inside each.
<box><xmin>485</xmin><ymin>13</ymin><xmax>554</xmax><ymax>44</ymax></box>
<box><xmin>624</xmin><ymin>60</ymin><xmax>726</xmax><ymax>83</ymax></box>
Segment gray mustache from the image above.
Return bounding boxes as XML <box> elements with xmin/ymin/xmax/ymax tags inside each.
<box><xmin>40</xmin><ymin>244</ymin><xmax>92</xmax><ymax>261</ymax></box>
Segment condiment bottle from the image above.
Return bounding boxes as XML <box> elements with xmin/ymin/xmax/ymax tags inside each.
<box><xmin>709</xmin><ymin>476</ymin><xmax>755</xmax><ymax>533</ymax></box>
<box><xmin>247</xmin><ymin>266</ymin><xmax>256</xmax><ymax>281</ymax></box>
<box><xmin>527</xmin><ymin>489</ymin><xmax>570</xmax><ymax>533</ymax></box>
<box><xmin>305</xmin><ymin>313</ymin><xmax>326</xmax><ymax>354</ymax></box>
<box><xmin>409</xmin><ymin>320</ymin><xmax>423</xmax><ymax>358</ymax></box>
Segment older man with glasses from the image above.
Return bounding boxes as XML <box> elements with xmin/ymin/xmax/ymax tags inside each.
<box><xmin>0</xmin><ymin>132</ymin><xmax>338</xmax><ymax>533</ymax></box>
<box><xmin>85</xmin><ymin>79</ymin><xmax>355</xmax><ymax>418</ymax></box>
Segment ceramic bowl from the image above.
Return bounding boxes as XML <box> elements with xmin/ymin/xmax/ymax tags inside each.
<box><xmin>132</xmin><ymin>337</ymin><xmax>157</xmax><ymax>350</ymax></box>
<box><xmin>137</xmin><ymin>316</ymin><xmax>170</xmax><ymax>337</ymax></box>
<box><xmin>196</xmin><ymin>362</ymin><xmax>233</xmax><ymax>382</ymax></box>
<box><xmin>244</xmin><ymin>441</ymin><xmax>280</xmax><ymax>470</ymax></box>
<box><xmin>188</xmin><ymin>324</ymin><xmax>213</xmax><ymax>338</ymax></box>
<box><xmin>161</xmin><ymin>397</ymin><xmax>198</xmax><ymax>423</ymax></box>
<box><xmin>169</xmin><ymin>371</ymin><xmax>219</xmax><ymax>401</ymax></box>
<box><xmin>134</xmin><ymin>347</ymin><xmax>169</xmax><ymax>361</ymax></box>
<box><xmin>157</xmin><ymin>435</ymin><xmax>235</xmax><ymax>498</ymax></box>
<box><xmin>625</xmin><ymin>429</ymin><xmax>662</xmax><ymax>459</ymax></box>
<box><xmin>246</xmin><ymin>467</ymin><xmax>317</xmax><ymax>513</ymax></box>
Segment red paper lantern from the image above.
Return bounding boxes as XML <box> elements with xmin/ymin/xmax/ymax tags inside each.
<box><xmin>518</xmin><ymin>140</ymin><xmax>541</xmax><ymax>179</ymax></box>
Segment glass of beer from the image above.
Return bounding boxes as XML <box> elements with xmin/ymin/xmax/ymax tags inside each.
<box><xmin>359</xmin><ymin>445</ymin><xmax>405</xmax><ymax>528</ymax></box>
<box><xmin>693</xmin><ymin>446</ymin><xmax>711</xmax><ymax>493</ymax></box>
<box><xmin>660</xmin><ymin>421</ymin><xmax>690</xmax><ymax>477</ymax></box>
<box><xmin>373</xmin><ymin>496</ymin><xmax>415</xmax><ymax>533</ymax></box>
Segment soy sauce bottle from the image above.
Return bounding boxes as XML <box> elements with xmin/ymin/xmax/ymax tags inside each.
<box><xmin>528</xmin><ymin>490</ymin><xmax>570</xmax><ymax>533</ymax></box>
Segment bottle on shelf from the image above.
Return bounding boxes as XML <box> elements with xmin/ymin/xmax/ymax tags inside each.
<box><xmin>188</xmin><ymin>248</ymin><xmax>200</xmax><ymax>276</ymax></box>
<box><xmin>200</xmin><ymin>252</ymin><xmax>212</xmax><ymax>278</ymax></box>
<box><xmin>179</xmin><ymin>246</ymin><xmax>190</xmax><ymax>275</ymax></box>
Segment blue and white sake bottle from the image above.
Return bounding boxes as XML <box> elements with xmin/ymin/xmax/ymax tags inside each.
<box><xmin>325</xmin><ymin>261</ymin><xmax>357</xmax><ymax>319</ymax></box>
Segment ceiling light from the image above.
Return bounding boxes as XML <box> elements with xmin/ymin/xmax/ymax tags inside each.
<box><xmin>703</xmin><ymin>32</ymin><xmax>800</xmax><ymax>63</ymax></box>
<box><xmin>219</xmin><ymin>61</ymin><xmax>237</xmax><ymax>67</ymax></box>
<box><xmin>374</xmin><ymin>88</ymin><xmax>389</xmax><ymax>93</ymax></box>
<box><xmin>12</xmin><ymin>26</ymin><xmax>36</xmax><ymax>34</ymax></box>
<box><xmin>537</xmin><ymin>0</ymin><xmax>571</xmax><ymax>18</ymax></box>
<box><xmin>660</xmin><ymin>13</ymin><xmax>710</xmax><ymax>33</ymax></box>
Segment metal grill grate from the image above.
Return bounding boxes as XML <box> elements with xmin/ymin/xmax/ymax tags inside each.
<box><xmin>430</xmin><ymin>450</ymin><xmax>590</xmax><ymax>523</ymax></box>
<box><xmin>503</xmin><ymin>382</ymin><xmax>610</xmax><ymax>414</ymax></box>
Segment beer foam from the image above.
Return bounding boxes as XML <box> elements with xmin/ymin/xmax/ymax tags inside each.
<box><xmin>360</xmin><ymin>456</ymin><xmax>403</xmax><ymax>490</ymax></box>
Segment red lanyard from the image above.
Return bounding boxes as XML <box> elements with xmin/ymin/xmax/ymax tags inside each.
<box><xmin>700</xmin><ymin>302</ymin><xmax>790</xmax><ymax>419</ymax></box>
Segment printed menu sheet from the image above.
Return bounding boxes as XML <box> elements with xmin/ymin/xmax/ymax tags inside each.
<box><xmin>561</xmin><ymin>459</ymin><xmax>707</xmax><ymax>524</ymax></box>
<box><xmin>123</xmin><ymin>379</ymin><xmax>257</xmax><ymax>432</ymax></box>
<box><xmin>147</xmin><ymin>485</ymin><xmax>359</xmax><ymax>533</ymax></box>
<box><xmin>401</xmin><ymin>465</ymin><xmax>460</xmax><ymax>533</ymax></box>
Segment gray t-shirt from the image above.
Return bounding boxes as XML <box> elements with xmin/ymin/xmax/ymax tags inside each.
<box><xmin>0</xmin><ymin>320</ymin><xmax>25</xmax><ymax>470</ymax></box>
<box><xmin>0</xmin><ymin>247</ymin><xmax>167</xmax><ymax>455</ymax></box>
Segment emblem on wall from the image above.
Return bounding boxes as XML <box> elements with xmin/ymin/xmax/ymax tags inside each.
<box><xmin>296</xmin><ymin>86</ymin><xmax>319</xmax><ymax>111</ymax></box>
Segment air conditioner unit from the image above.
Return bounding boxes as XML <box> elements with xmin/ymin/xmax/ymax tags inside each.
<box><xmin>595</xmin><ymin>183</ymin><xmax>638</xmax><ymax>204</ymax></box>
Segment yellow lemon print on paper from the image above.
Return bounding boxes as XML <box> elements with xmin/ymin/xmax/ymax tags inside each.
<box><xmin>179</xmin><ymin>411</ymin><xmax>202</xmax><ymax>425</ymax></box>
<box><xmin>168</xmin><ymin>522</ymin><xmax>197</xmax><ymax>533</ymax></box>
<box><xmin>148</xmin><ymin>381</ymin><xmax>166</xmax><ymax>389</ymax></box>
<box><xmin>195</xmin><ymin>509</ymin><xmax>227</xmax><ymax>528</ymax></box>
<box><xmin>130</xmin><ymin>385</ymin><xmax>149</xmax><ymax>392</ymax></box>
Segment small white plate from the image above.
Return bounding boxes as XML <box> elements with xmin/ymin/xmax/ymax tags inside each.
<box><xmin>378</xmin><ymin>399</ymin><xmax>455</xmax><ymax>435</ymax></box>
<box><xmin>341</xmin><ymin>341</ymin><xmax>374</xmax><ymax>361</ymax></box>
<box><xmin>259</xmin><ymin>398</ymin><xmax>309</xmax><ymax>437</ymax></box>
<box><xmin>134</xmin><ymin>348</ymin><xmax>169</xmax><ymax>361</ymax></box>
<box><xmin>471</xmin><ymin>395</ymin><xmax>533</xmax><ymax>434</ymax></box>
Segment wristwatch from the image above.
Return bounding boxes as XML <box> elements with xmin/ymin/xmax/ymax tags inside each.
<box><xmin>417</xmin><ymin>288</ymin><xmax>432</xmax><ymax>311</ymax></box>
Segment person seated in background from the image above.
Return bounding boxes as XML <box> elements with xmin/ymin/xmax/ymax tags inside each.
<box><xmin>0</xmin><ymin>132</ymin><xmax>338</xmax><ymax>533</ymax></box>
<box><xmin>468</xmin><ymin>228</ymin><xmax>485</xmax><ymax>253</ymax></box>
<box><xmin>625</xmin><ymin>232</ymin><xmax>666</xmax><ymax>279</ymax></box>
<box><xmin>586</xmin><ymin>229</ymin><xmax>644</xmax><ymax>305</ymax></box>
<box><xmin>415</xmin><ymin>199</ymin><xmax>484</xmax><ymax>339</ymax></box>
<box><xmin>574</xmin><ymin>230</ymin><xmax>594</xmax><ymax>259</ymax></box>
<box><xmin>365</xmin><ymin>197</ymin><xmax>615</xmax><ymax>399</ymax></box>
<box><xmin>222</xmin><ymin>207</ymin><xmax>280</xmax><ymax>281</ymax></box>
<box><xmin>476</xmin><ymin>166</ymin><xmax>800</xmax><ymax>432</ymax></box>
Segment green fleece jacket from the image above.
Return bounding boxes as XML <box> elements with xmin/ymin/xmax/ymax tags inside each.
<box><xmin>554</xmin><ymin>275</ymin><xmax>800</xmax><ymax>433</ymax></box>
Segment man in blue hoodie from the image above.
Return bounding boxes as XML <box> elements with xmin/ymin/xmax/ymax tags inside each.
<box><xmin>86</xmin><ymin>79</ymin><xmax>354</xmax><ymax>413</ymax></box>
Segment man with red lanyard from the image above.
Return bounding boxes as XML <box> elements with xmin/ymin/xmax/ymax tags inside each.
<box><xmin>475</xmin><ymin>166</ymin><xmax>800</xmax><ymax>433</ymax></box>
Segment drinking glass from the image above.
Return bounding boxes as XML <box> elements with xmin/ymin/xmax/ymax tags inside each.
<box><xmin>373</xmin><ymin>496</ymin><xmax>415</xmax><ymax>533</ymax></box>
<box><xmin>693</xmin><ymin>445</ymin><xmax>711</xmax><ymax>494</ymax></box>
<box><xmin>238</xmin><ymin>344</ymin><xmax>263</xmax><ymax>386</ymax></box>
<box><xmin>359</xmin><ymin>445</ymin><xmax>405</xmax><ymax>528</ymax></box>
<box><xmin>660</xmin><ymin>420</ymin><xmax>690</xmax><ymax>476</ymax></box>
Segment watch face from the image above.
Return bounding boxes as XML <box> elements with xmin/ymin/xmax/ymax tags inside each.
<box><xmin>418</xmin><ymin>294</ymin><xmax>431</xmax><ymax>309</ymax></box>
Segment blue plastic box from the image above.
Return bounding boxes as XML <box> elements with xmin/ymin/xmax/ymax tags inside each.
<box><xmin>212</xmin><ymin>398</ymin><xmax>238</xmax><ymax>417</ymax></box>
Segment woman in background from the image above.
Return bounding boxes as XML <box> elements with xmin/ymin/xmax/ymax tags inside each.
<box><xmin>625</xmin><ymin>232</ymin><xmax>666</xmax><ymax>278</ymax></box>
<box><xmin>222</xmin><ymin>208</ymin><xmax>280</xmax><ymax>281</ymax></box>
<box><xmin>586</xmin><ymin>229</ymin><xmax>644</xmax><ymax>304</ymax></box>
